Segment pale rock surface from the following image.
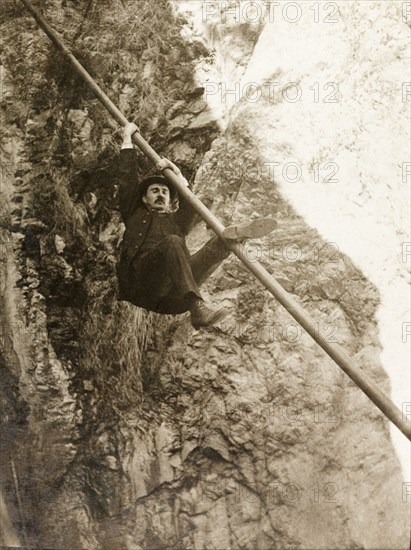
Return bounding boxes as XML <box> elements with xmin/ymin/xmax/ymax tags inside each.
<box><xmin>175</xmin><ymin>0</ymin><xmax>411</xmax><ymax>482</ymax></box>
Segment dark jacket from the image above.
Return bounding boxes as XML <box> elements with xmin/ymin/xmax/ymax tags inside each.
<box><xmin>116</xmin><ymin>148</ymin><xmax>197</xmax><ymax>307</ymax></box>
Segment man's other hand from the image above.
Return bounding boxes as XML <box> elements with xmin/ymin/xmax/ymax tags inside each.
<box><xmin>156</xmin><ymin>158</ymin><xmax>181</xmax><ymax>175</ymax></box>
<box><xmin>122</xmin><ymin>122</ymin><xmax>139</xmax><ymax>144</ymax></box>
<box><xmin>157</xmin><ymin>158</ymin><xmax>189</xmax><ymax>187</ymax></box>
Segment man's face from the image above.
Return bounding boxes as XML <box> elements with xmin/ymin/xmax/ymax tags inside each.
<box><xmin>143</xmin><ymin>183</ymin><xmax>171</xmax><ymax>211</ymax></box>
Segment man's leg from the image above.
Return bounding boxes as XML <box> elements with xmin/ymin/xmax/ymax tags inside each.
<box><xmin>189</xmin><ymin>235</ymin><xmax>230</xmax><ymax>286</ymax></box>
<box><xmin>189</xmin><ymin>217</ymin><xmax>277</xmax><ymax>286</ymax></box>
<box><xmin>136</xmin><ymin>235</ymin><xmax>228</xmax><ymax>325</ymax></box>
<box><xmin>161</xmin><ymin>235</ymin><xmax>203</xmax><ymax>299</ymax></box>
<box><xmin>134</xmin><ymin>235</ymin><xmax>203</xmax><ymax>313</ymax></box>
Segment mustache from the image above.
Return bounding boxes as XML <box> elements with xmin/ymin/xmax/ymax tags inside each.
<box><xmin>155</xmin><ymin>197</ymin><xmax>165</xmax><ymax>203</ymax></box>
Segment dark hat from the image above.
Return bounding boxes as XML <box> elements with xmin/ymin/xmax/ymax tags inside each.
<box><xmin>139</xmin><ymin>175</ymin><xmax>178</xmax><ymax>201</ymax></box>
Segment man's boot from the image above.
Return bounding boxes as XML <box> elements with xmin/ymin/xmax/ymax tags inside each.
<box><xmin>222</xmin><ymin>217</ymin><xmax>277</xmax><ymax>241</ymax></box>
<box><xmin>189</xmin><ymin>297</ymin><xmax>228</xmax><ymax>329</ymax></box>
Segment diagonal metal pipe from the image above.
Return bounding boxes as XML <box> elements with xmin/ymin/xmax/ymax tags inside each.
<box><xmin>18</xmin><ymin>0</ymin><xmax>411</xmax><ymax>441</ymax></box>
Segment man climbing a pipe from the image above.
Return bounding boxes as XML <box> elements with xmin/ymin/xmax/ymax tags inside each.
<box><xmin>117</xmin><ymin>122</ymin><xmax>276</xmax><ymax>328</ymax></box>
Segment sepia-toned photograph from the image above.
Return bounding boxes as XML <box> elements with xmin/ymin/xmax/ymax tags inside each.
<box><xmin>1</xmin><ymin>1</ymin><xmax>410</xmax><ymax>548</ymax></box>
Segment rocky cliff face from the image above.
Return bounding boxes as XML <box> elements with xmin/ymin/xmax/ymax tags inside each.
<box><xmin>0</xmin><ymin>1</ymin><xmax>409</xmax><ymax>549</ymax></box>
<box><xmin>181</xmin><ymin>0</ymin><xmax>411</xmax><ymax>477</ymax></box>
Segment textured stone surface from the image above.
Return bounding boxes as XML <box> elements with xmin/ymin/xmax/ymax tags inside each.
<box><xmin>181</xmin><ymin>0</ymin><xmax>411</xmax><ymax>478</ymax></box>
<box><xmin>0</xmin><ymin>1</ymin><xmax>409</xmax><ymax>549</ymax></box>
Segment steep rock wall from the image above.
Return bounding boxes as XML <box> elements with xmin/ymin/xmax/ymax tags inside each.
<box><xmin>177</xmin><ymin>0</ymin><xmax>411</xmax><ymax>477</ymax></box>
<box><xmin>0</xmin><ymin>1</ymin><xmax>409</xmax><ymax>549</ymax></box>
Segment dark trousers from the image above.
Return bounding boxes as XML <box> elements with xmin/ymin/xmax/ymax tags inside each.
<box><xmin>132</xmin><ymin>235</ymin><xmax>229</xmax><ymax>313</ymax></box>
